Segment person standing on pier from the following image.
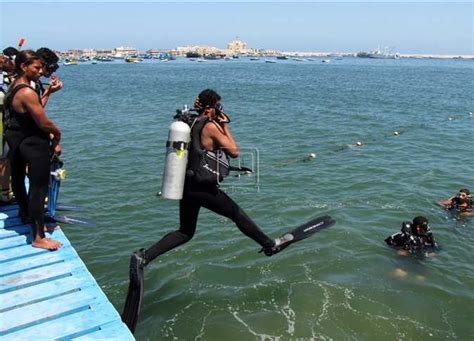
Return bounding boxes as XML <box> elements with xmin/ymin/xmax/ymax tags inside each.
<box><xmin>36</xmin><ymin>47</ymin><xmax>63</xmax><ymax>107</ymax></box>
<box><xmin>3</xmin><ymin>50</ymin><xmax>62</xmax><ymax>250</ymax></box>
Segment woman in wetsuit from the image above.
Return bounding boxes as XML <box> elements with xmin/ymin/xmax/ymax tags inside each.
<box><xmin>4</xmin><ymin>50</ymin><xmax>62</xmax><ymax>250</ymax></box>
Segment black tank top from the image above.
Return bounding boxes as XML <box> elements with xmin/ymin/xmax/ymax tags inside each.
<box><xmin>4</xmin><ymin>83</ymin><xmax>49</xmax><ymax>155</ymax></box>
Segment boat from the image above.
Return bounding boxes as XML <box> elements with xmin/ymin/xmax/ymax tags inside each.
<box><xmin>186</xmin><ymin>51</ymin><xmax>201</xmax><ymax>58</ymax></box>
<box><xmin>97</xmin><ymin>56</ymin><xmax>114</xmax><ymax>62</ymax></box>
<box><xmin>265</xmin><ymin>59</ymin><xmax>276</xmax><ymax>63</ymax></box>
<box><xmin>358</xmin><ymin>47</ymin><xmax>400</xmax><ymax>59</ymax></box>
<box><xmin>322</xmin><ymin>59</ymin><xmax>331</xmax><ymax>63</ymax></box>
<box><xmin>292</xmin><ymin>57</ymin><xmax>304</xmax><ymax>62</ymax></box>
<box><xmin>276</xmin><ymin>55</ymin><xmax>288</xmax><ymax>60</ymax></box>
<box><xmin>124</xmin><ymin>56</ymin><xmax>141</xmax><ymax>63</ymax></box>
<box><xmin>63</xmin><ymin>58</ymin><xmax>78</xmax><ymax>66</ymax></box>
<box><xmin>249</xmin><ymin>57</ymin><xmax>260</xmax><ymax>61</ymax></box>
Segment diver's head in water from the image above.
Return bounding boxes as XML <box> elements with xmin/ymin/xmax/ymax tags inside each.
<box><xmin>454</xmin><ymin>188</ymin><xmax>471</xmax><ymax>206</ymax></box>
<box><xmin>411</xmin><ymin>216</ymin><xmax>429</xmax><ymax>236</ymax></box>
<box><xmin>457</xmin><ymin>188</ymin><xmax>470</xmax><ymax>199</ymax></box>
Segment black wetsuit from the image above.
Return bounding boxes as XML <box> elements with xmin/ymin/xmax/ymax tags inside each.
<box><xmin>4</xmin><ymin>84</ymin><xmax>51</xmax><ymax>239</ymax></box>
<box><xmin>145</xmin><ymin>120</ymin><xmax>274</xmax><ymax>263</ymax></box>
<box><xmin>385</xmin><ymin>223</ymin><xmax>437</xmax><ymax>254</ymax></box>
<box><xmin>448</xmin><ymin>197</ymin><xmax>473</xmax><ymax>213</ymax></box>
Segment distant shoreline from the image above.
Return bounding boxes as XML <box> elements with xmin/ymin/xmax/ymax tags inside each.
<box><xmin>280</xmin><ymin>51</ymin><xmax>474</xmax><ymax>59</ymax></box>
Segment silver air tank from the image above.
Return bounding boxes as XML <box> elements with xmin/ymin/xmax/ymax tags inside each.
<box><xmin>161</xmin><ymin>106</ymin><xmax>191</xmax><ymax>200</ymax></box>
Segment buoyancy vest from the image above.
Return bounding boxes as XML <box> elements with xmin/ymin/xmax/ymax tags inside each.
<box><xmin>385</xmin><ymin>222</ymin><xmax>437</xmax><ymax>252</ymax></box>
<box><xmin>3</xmin><ymin>83</ymin><xmax>49</xmax><ymax>156</ymax></box>
<box><xmin>450</xmin><ymin>196</ymin><xmax>473</xmax><ymax>211</ymax></box>
<box><xmin>186</xmin><ymin>117</ymin><xmax>230</xmax><ymax>184</ymax></box>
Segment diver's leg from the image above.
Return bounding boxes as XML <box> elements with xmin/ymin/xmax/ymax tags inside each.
<box><xmin>122</xmin><ymin>191</ymin><xmax>200</xmax><ymax>332</ymax></box>
<box><xmin>143</xmin><ymin>198</ymin><xmax>200</xmax><ymax>264</ymax></box>
<box><xmin>200</xmin><ymin>188</ymin><xmax>274</xmax><ymax>249</ymax></box>
<box><xmin>27</xmin><ymin>154</ymin><xmax>61</xmax><ymax>250</ymax></box>
<box><xmin>9</xmin><ymin>152</ymin><xmax>28</xmax><ymax>220</ymax></box>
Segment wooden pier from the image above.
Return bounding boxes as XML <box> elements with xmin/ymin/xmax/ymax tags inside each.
<box><xmin>0</xmin><ymin>205</ymin><xmax>134</xmax><ymax>340</ymax></box>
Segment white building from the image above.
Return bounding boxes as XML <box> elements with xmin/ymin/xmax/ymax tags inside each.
<box><xmin>227</xmin><ymin>38</ymin><xmax>247</xmax><ymax>53</ymax></box>
<box><xmin>113</xmin><ymin>46</ymin><xmax>139</xmax><ymax>58</ymax></box>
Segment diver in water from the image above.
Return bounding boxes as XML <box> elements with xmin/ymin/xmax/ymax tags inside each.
<box><xmin>438</xmin><ymin>188</ymin><xmax>474</xmax><ymax>217</ymax></box>
<box><xmin>385</xmin><ymin>216</ymin><xmax>438</xmax><ymax>256</ymax></box>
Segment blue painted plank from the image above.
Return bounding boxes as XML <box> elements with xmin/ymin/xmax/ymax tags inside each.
<box><xmin>2</xmin><ymin>301</ymin><xmax>132</xmax><ymax>339</ymax></box>
<box><xmin>0</xmin><ymin>256</ymin><xmax>85</xmax><ymax>292</ymax></box>
<box><xmin>0</xmin><ymin>216</ymin><xmax>23</xmax><ymax>228</ymax></box>
<box><xmin>69</xmin><ymin>320</ymin><xmax>134</xmax><ymax>340</ymax></box>
<box><xmin>0</xmin><ymin>232</ymin><xmax>71</xmax><ymax>263</ymax></box>
<box><xmin>0</xmin><ymin>248</ymin><xmax>77</xmax><ymax>276</ymax></box>
<box><xmin>1</xmin><ymin>273</ymin><xmax>96</xmax><ymax>312</ymax></box>
<box><xmin>1</xmin><ymin>284</ymin><xmax>107</xmax><ymax>328</ymax></box>
<box><xmin>0</xmin><ymin>205</ymin><xmax>134</xmax><ymax>340</ymax></box>
<box><xmin>0</xmin><ymin>225</ymin><xmax>30</xmax><ymax>239</ymax></box>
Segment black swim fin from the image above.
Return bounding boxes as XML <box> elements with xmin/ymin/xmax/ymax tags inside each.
<box><xmin>122</xmin><ymin>249</ymin><xmax>146</xmax><ymax>334</ymax></box>
<box><xmin>260</xmin><ymin>215</ymin><xmax>336</xmax><ymax>256</ymax></box>
<box><xmin>52</xmin><ymin>214</ymin><xmax>96</xmax><ymax>227</ymax></box>
<box><xmin>55</xmin><ymin>204</ymin><xmax>84</xmax><ymax>212</ymax></box>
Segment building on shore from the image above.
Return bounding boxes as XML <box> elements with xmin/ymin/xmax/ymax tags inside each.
<box><xmin>113</xmin><ymin>46</ymin><xmax>139</xmax><ymax>58</ymax></box>
<box><xmin>227</xmin><ymin>37</ymin><xmax>247</xmax><ymax>53</ymax></box>
<box><xmin>176</xmin><ymin>44</ymin><xmax>222</xmax><ymax>56</ymax></box>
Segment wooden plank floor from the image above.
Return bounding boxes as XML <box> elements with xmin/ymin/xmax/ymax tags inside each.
<box><xmin>0</xmin><ymin>205</ymin><xmax>134</xmax><ymax>340</ymax></box>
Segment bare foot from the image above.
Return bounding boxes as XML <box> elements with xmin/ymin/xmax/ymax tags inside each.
<box><xmin>415</xmin><ymin>275</ymin><xmax>426</xmax><ymax>282</ymax></box>
<box><xmin>390</xmin><ymin>268</ymin><xmax>408</xmax><ymax>278</ymax></box>
<box><xmin>32</xmin><ymin>237</ymin><xmax>62</xmax><ymax>250</ymax></box>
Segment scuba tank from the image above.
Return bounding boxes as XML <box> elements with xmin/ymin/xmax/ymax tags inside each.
<box><xmin>161</xmin><ymin>105</ymin><xmax>193</xmax><ymax>200</ymax></box>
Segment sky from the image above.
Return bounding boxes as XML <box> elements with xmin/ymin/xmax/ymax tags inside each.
<box><xmin>1</xmin><ymin>1</ymin><xmax>473</xmax><ymax>54</ymax></box>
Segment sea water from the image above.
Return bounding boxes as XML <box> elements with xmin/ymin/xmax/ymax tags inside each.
<box><xmin>47</xmin><ymin>57</ymin><xmax>473</xmax><ymax>340</ymax></box>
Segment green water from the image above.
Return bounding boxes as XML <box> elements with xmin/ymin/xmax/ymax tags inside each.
<box><xmin>47</xmin><ymin>57</ymin><xmax>473</xmax><ymax>340</ymax></box>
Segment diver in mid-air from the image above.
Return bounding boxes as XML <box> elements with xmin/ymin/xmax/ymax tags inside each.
<box><xmin>121</xmin><ymin>89</ymin><xmax>335</xmax><ymax>333</ymax></box>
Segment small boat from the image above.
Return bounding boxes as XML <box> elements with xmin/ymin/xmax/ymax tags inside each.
<box><xmin>322</xmin><ymin>59</ymin><xmax>331</xmax><ymax>63</ymax></box>
<box><xmin>276</xmin><ymin>55</ymin><xmax>288</xmax><ymax>60</ymax></box>
<box><xmin>292</xmin><ymin>58</ymin><xmax>304</xmax><ymax>62</ymax></box>
<box><xmin>249</xmin><ymin>57</ymin><xmax>260</xmax><ymax>61</ymax></box>
<box><xmin>265</xmin><ymin>59</ymin><xmax>276</xmax><ymax>63</ymax></box>
<box><xmin>63</xmin><ymin>58</ymin><xmax>78</xmax><ymax>66</ymax></box>
<box><xmin>125</xmin><ymin>57</ymin><xmax>141</xmax><ymax>63</ymax></box>
<box><xmin>186</xmin><ymin>51</ymin><xmax>202</xmax><ymax>58</ymax></box>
